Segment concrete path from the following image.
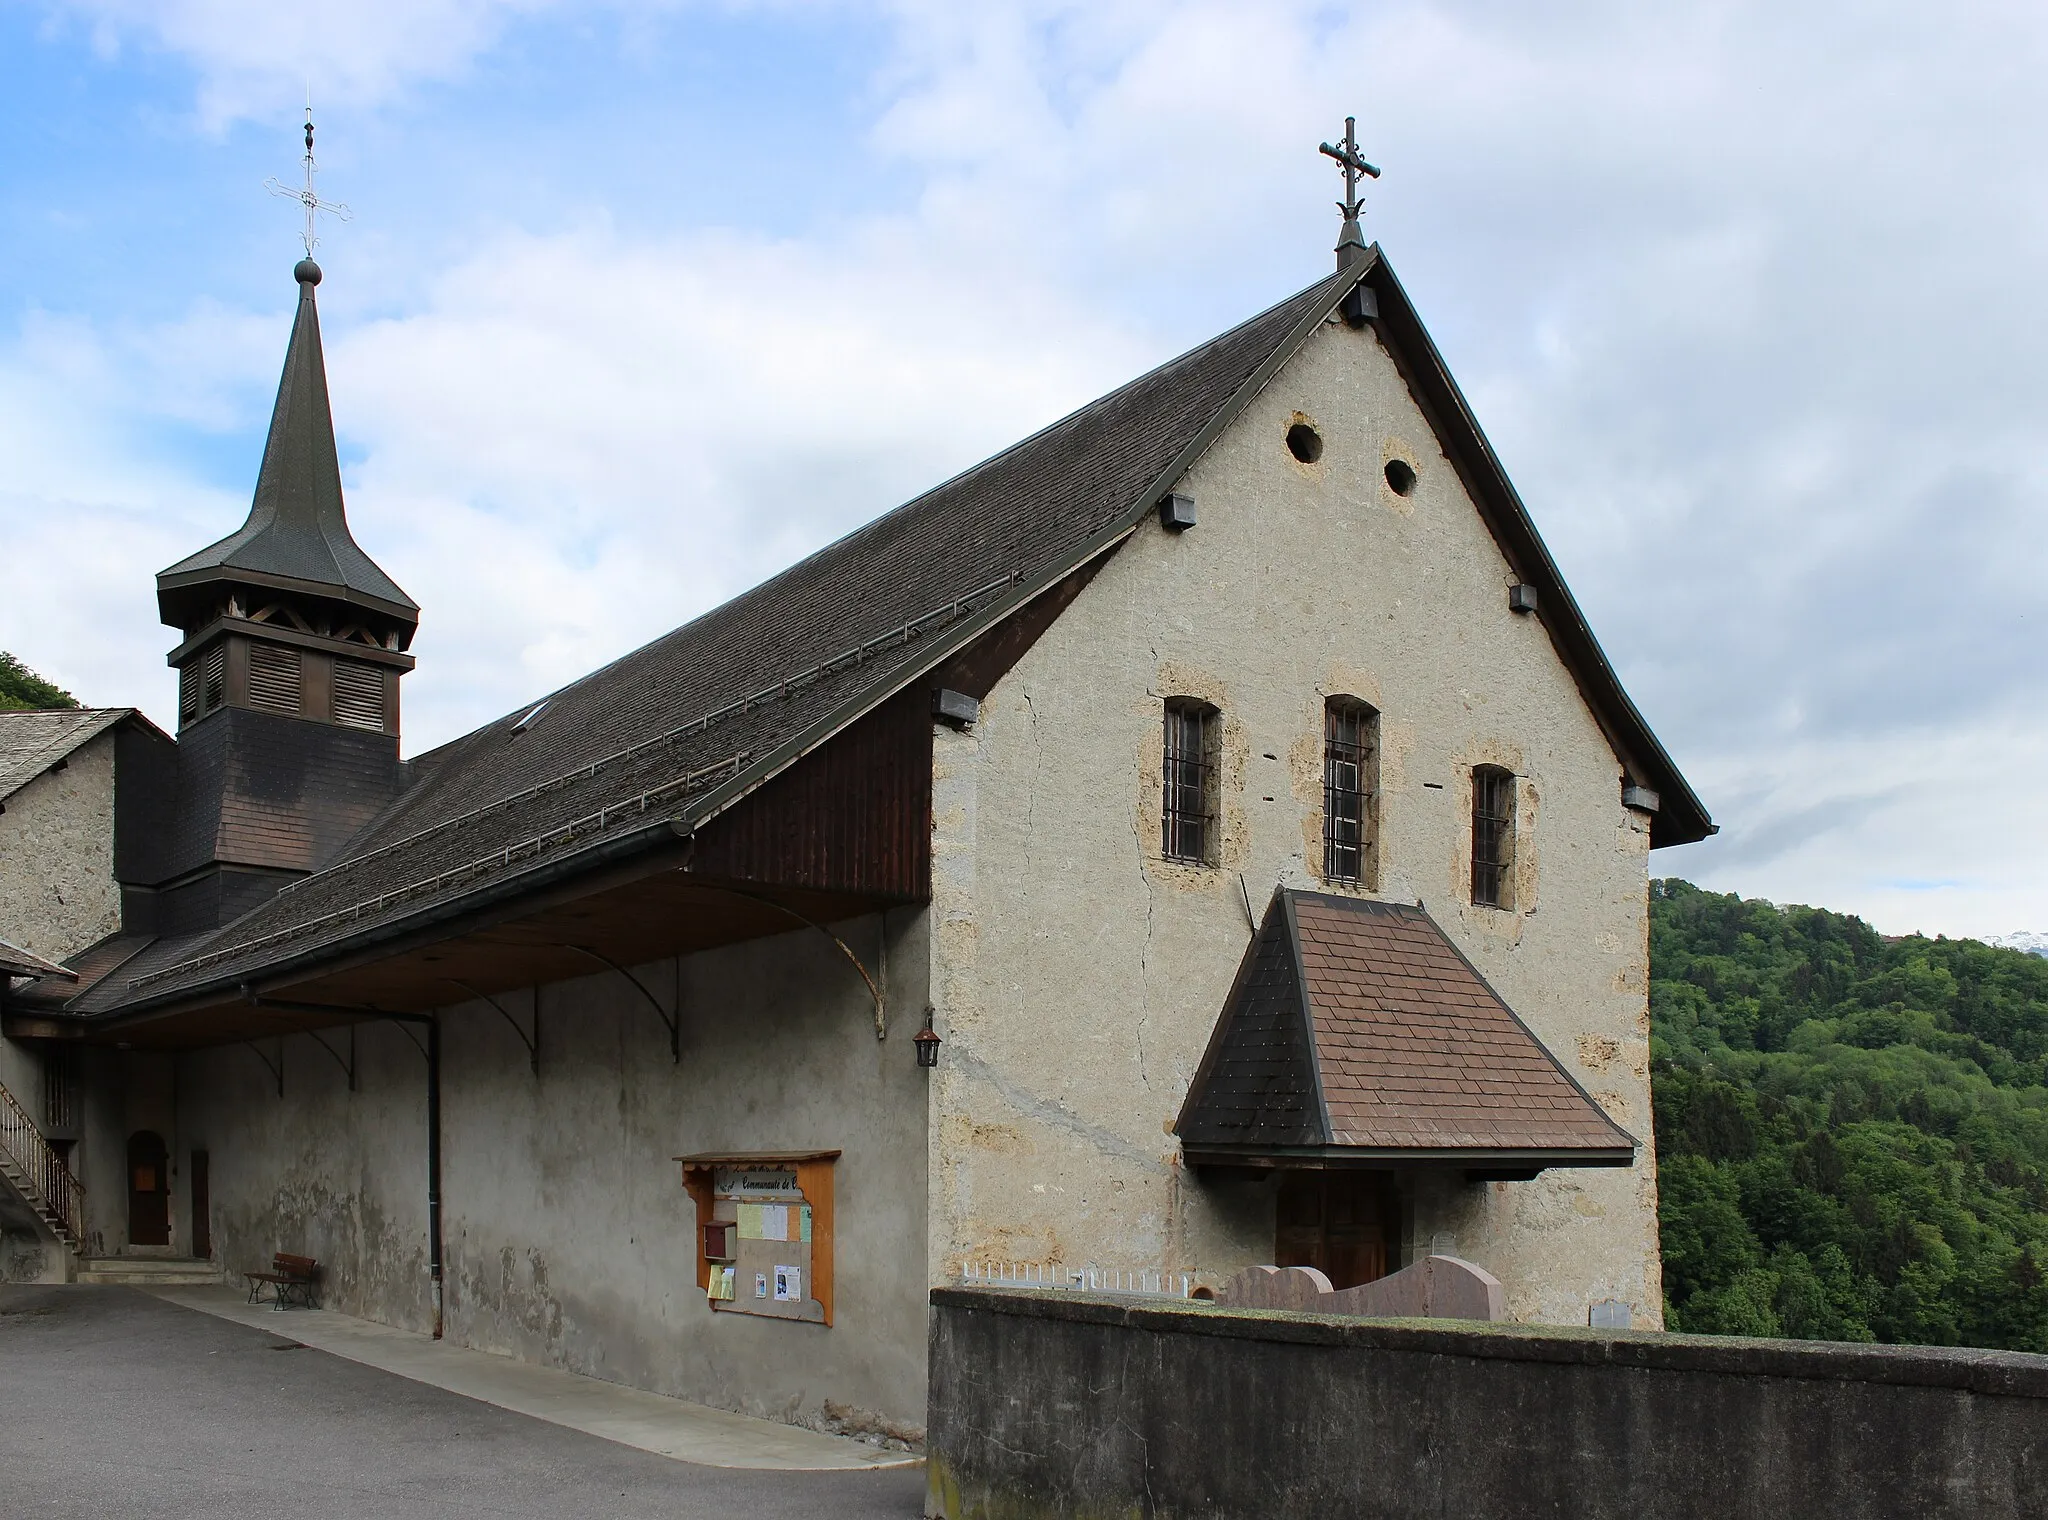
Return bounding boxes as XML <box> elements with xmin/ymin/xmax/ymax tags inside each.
<box><xmin>0</xmin><ymin>1283</ymin><xmax>925</xmax><ymax>1520</ymax></box>
<box><xmin>147</xmin><ymin>1282</ymin><xmax>916</xmax><ymax>1471</ymax></box>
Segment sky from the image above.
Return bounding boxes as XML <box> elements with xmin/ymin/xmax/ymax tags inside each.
<box><xmin>2</xmin><ymin>1</ymin><xmax>2045</xmax><ymax>939</ymax></box>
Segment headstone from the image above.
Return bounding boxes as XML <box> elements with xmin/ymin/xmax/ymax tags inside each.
<box><xmin>1589</xmin><ymin>1298</ymin><xmax>1632</xmax><ymax>1330</ymax></box>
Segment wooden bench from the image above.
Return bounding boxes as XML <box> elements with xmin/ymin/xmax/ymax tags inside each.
<box><xmin>245</xmin><ymin>1252</ymin><xmax>321</xmax><ymax>1310</ymax></box>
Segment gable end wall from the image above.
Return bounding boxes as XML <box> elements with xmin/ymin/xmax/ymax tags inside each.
<box><xmin>927</xmin><ymin>313</ymin><xmax>1661</xmax><ymax>1328</ymax></box>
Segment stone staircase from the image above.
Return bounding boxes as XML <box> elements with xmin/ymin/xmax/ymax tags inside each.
<box><xmin>75</xmin><ymin>1257</ymin><xmax>223</xmax><ymax>1287</ymax></box>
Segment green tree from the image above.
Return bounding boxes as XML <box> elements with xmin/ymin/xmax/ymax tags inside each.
<box><xmin>0</xmin><ymin>652</ymin><xmax>81</xmax><ymax>711</ymax></box>
<box><xmin>1652</xmin><ymin>880</ymin><xmax>2048</xmax><ymax>1352</ymax></box>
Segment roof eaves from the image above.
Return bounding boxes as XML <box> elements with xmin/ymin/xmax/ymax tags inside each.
<box><xmin>0</xmin><ymin>707</ymin><xmax>133</xmax><ymax>802</ymax></box>
<box><xmin>0</xmin><ymin>938</ymin><xmax>75</xmax><ymax>980</ymax></box>
<box><xmin>1360</xmin><ymin>254</ymin><xmax>1713</xmax><ymax>848</ymax></box>
<box><xmin>75</xmin><ymin>817</ymin><xmax>697</xmax><ymax>1027</ymax></box>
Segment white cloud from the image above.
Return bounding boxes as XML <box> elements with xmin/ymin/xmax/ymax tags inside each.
<box><xmin>46</xmin><ymin>0</ymin><xmax>561</xmax><ymax>126</ymax></box>
<box><xmin>10</xmin><ymin>0</ymin><xmax>2048</xmax><ymax>940</ymax></box>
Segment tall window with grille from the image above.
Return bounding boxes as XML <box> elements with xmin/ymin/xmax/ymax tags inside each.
<box><xmin>1322</xmin><ymin>699</ymin><xmax>1378</xmax><ymax>884</ymax></box>
<box><xmin>1471</xmin><ymin>765</ymin><xmax>1516</xmax><ymax>908</ymax></box>
<box><xmin>1162</xmin><ymin>700</ymin><xmax>1219</xmax><ymax>864</ymax></box>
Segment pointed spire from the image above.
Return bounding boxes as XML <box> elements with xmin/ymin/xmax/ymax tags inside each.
<box><xmin>157</xmin><ymin>261</ymin><xmax>416</xmax><ymax>633</ymax></box>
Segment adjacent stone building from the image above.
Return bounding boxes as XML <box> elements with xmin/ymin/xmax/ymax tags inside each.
<box><xmin>0</xmin><ymin>211</ymin><xmax>1710</xmax><ymax>1434</ymax></box>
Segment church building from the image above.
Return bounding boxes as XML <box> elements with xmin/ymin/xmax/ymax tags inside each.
<box><xmin>0</xmin><ymin>130</ymin><xmax>1710</xmax><ymax>1438</ymax></box>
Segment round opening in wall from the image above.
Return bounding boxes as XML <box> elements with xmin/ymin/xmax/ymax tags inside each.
<box><xmin>1384</xmin><ymin>458</ymin><xmax>1417</xmax><ymax>496</ymax></box>
<box><xmin>1286</xmin><ymin>423</ymin><xmax>1324</xmax><ymax>464</ymax></box>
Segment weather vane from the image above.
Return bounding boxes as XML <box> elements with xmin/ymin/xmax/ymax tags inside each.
<box><xmin>265</xmin><ymin>96</ymin><xmax>351</xmax><ymax>259</ymax></box>
<box><xmin>1319</xmin><ymin>116</ymin><xmax>1380</xmax><ymax>266</ymax></box>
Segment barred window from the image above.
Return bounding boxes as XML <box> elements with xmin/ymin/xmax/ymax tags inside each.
<box><xmin>1323</xmin><ymin>699</ymin><xmax>1378</xmax><ymax>883</ymax></box>
<box><xmin>1471</xmin><ymin>766</ymin><xmax>1516</xmax><ymax>908</ymax></box>
<box><xmin>42</xmin><ymin>1047</ymin><xmax>79</xmax><ymax>1132</ymax></box>
<box><xmin>1162</xmin><ymin>700</ymin><xmax>1218</xmax><ymax>864</ymax></box>
<box><xmin>332</xmin><ymin>660</ymin><xmax>387</xmax><ymax>731</ymax></box>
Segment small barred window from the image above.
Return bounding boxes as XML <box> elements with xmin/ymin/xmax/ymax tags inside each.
<box><xmin>1323</xmin><ymin>699</ymin><xmax>1378</xmax><ymax>884</ymax></box>
<box><xmin>1471</xmin><ymin>766</ymin><xmax>1516</xmax><ymax>909</ymax></box>
<box><xmin>1162</xmin><ymin>700</ymin><xmax>1219</xmax><ymax>865</ymax></box>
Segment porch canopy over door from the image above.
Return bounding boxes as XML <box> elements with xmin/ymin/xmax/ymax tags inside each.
<box><xmin>1175</xmin><ymin>892</ymin><xmax>1635</xmax><ymax>1182</ymax></box>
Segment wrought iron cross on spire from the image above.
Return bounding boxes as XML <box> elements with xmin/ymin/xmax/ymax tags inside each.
<box><xmin>265</xmin><ymin>98</ymin><xmax>351</xmax><ymax>259</ymax></box>
<box><xmin>1319</xmin><ymin>115</ymin><xmax>1380</xmax><ymax>268</ymax></box>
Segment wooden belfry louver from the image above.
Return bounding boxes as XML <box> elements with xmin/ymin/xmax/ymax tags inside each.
<box><xmin>1176</xmin><ymin>891</ymin><xmax>1636</xmax><ymax>1180</ymax></box>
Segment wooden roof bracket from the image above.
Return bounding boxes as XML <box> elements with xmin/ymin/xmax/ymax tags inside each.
<box><xmin>244</xmin><ymin>1038</ymin><xmax>284</xmax><ymax>1098</ymax></box>
<box><xmin>569</xmin><ymin>946</ymin><xmax>679</xmax><ymax>1063</ymax></box>
<box><xmin>684</xmin><ymin>883</ymin><xmax>888</xmax><ymax>1041</ymax></box>
<box><xmin>306</xmin><ymin>1024</ymin><xmax>357</xmax><ymax>1092</ymax></box>
<box><xmin>447</xmin><ymin>977</ymin><xmax>538</xmax><ymax>1077</ymax></box>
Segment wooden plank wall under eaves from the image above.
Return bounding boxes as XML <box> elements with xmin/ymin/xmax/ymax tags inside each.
<box><xmin>690</xmin><ymin>685</ymin><xmax>931</xmax><ymax>900</ymax></box>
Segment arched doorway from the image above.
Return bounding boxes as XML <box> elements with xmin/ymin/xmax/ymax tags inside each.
<box><xmin>127</xmin><ymin>1131</ymin><xmax>170</xmax><ymax>1247</ymax></box>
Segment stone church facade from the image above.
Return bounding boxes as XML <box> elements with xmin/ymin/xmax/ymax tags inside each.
<box><xmin>0</xmin><ymin>236</ymin><xmax>1709</xmax><ymax>1435</ymax></box>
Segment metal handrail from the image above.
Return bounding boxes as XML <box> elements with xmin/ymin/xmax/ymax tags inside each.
<box><xmin>0</xmin><ymin>1077</ymin><xmax>85</xmax><ymax>1246</ymax></box>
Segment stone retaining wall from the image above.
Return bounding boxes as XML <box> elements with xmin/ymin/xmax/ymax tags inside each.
<box><xmin>927</xmin><ymin>1285</ymin><xmax>2048</xmax><ymax>1519</ymax></box>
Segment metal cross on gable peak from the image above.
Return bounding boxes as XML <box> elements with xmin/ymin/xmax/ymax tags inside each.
<box><xmin>1319</xmin><ymin>115</ymin><xmax>1380</xmax><ymax>267</ymax></box>
<box><xmin>265</xmin><ymin>99</ymin><xmax>351</xmax><ymax>260</ymax></box>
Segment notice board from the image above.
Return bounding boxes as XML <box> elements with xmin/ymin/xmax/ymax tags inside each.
<box><xmin>677</xmin><ymin>1150</ymin><xmax>837</xmax><ymax>1326</ymax></box>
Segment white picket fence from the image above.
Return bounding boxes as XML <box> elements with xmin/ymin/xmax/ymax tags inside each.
<box><xmin>960</xmin><ymin>1261</ymin><xmax>1199</xmax><ymax>1299</ymax></box>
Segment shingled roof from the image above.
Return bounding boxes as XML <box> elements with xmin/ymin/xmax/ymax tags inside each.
<box><xmin>156</xmin><ymin>261</ymin><xmax>418</xmax><ymax>630</ymax></box>
<box><xmin>1176</xmin><ymin>891</ymin><xmax>1636</xmax><ymax>1172</ymax></box>
<box><xmin>73</xmin><ymin>249</ymin><xmax>1709</xmax><ymax>1024</ymax></box>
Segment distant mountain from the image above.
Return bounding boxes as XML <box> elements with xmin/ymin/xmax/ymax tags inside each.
<box><xmin>1986</xmin><ymin>933</ymin><xmax>2048</xmax><ymax>959</ymax></box>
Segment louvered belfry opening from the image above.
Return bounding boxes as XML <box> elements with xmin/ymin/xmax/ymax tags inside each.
<box><xmin>332</xmin><ymin>658</ymin><xmax>386</xmax><ymax>731</ymax></box>
<box><xmin>247</xmin><ymin>643</ymin><xmax>304</xmax><ymax>716</ymax></box>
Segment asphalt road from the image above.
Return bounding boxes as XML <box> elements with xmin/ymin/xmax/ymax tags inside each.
<box><xmin>0</xmin><ymin>1284</ymin><xmax>927</xmax><ymax>1519</ymax></box>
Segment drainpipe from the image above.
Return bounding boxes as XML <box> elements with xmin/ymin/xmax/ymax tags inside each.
<box><xmin>427</xmin><ymin>1016</ymin><xmax>444</xmax><ymax>1340</ymax></box>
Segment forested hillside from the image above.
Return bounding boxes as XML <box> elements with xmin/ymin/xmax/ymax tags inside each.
<box><xmin>1651</xmin><ymin>880</ymin><xmax>2048</xmax><ymax>1350</ymax></box>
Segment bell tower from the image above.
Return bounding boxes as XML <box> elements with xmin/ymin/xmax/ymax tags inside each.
<box><xmin>141</xmin><ymin>255</ymin><xmax>419</xmax><ymax>934</ymax></box>
<box><xmin>156</xmin><ymin>256</ymin><xmax>417</xmax><ymax>738</ymax></box>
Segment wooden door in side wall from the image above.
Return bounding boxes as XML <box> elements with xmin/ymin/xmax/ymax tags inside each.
<box><xmin>127</xmin><ymin>1131</ymin><xmax>170</xmax><ymax>1247</ymax></box>
<box><xmin>190</xmin><ymin>1150</ymin><xmax>211</xmax><ymax>1259</ymax></box>
<box><xmin>1275</xmin><ymin>1170</ymin><xmax>1399</xmax><ymax>1289</ymax></box>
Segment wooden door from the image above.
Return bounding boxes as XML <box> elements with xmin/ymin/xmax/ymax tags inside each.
<box><xmin>190</xmin><ymin>1150</ymin><xmax>211</xmax><ymax>1259</ymax></box>
<box><xmin>1275</xmin><ymin>1170</ymin><xmax>1400</xmax><ymax>1289</ymax></box>
<box><xmin>127</xmin><ymin>1131</ymin><xmax>170</xmax><ymax>1247</ymax></box>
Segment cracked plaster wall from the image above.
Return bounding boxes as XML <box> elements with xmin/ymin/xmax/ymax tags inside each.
<box><xmin>177</xmin><ymin>908</ymin><xmax>930</xmax><ymax>1432</ymax></box>
<box><xmin>927</xmin><ymin>312</ymin><xmax>1665</xmax><ymax>1329</ymax></box>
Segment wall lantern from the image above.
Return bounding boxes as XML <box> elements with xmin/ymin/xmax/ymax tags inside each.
<box><xmin>915</xmin><ymin>1006</ymin><xmax>942</xmax><ymax>1069</ymax></box>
